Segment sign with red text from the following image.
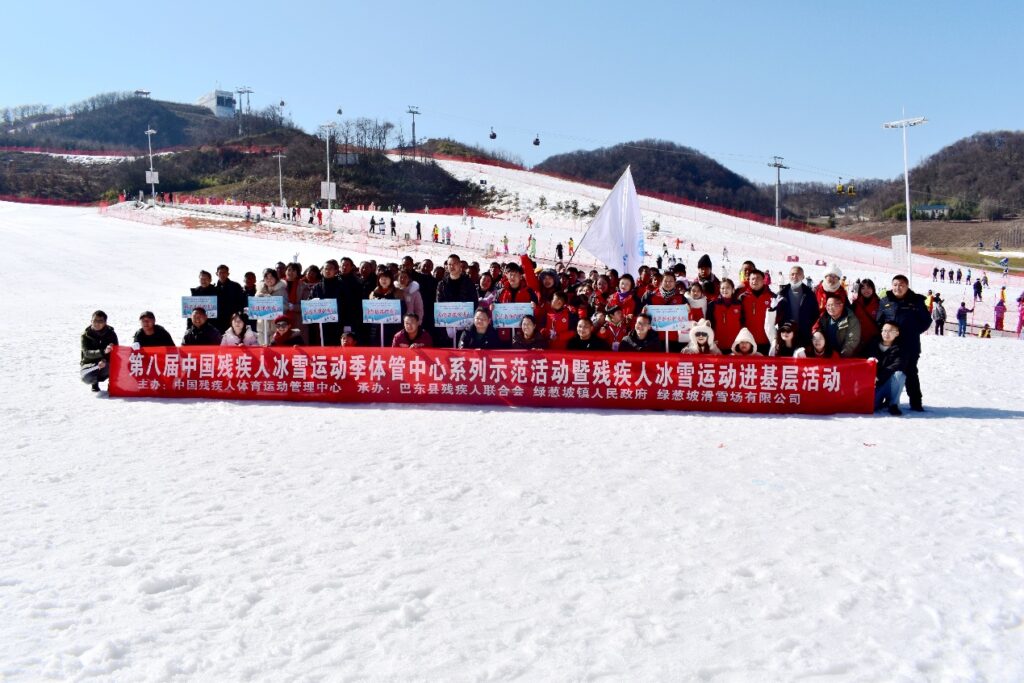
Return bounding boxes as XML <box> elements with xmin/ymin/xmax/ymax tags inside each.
<box><xmin>109</xmin><ymin>347</ymin><xmax>875</xmax><ymax>415</ymax></box>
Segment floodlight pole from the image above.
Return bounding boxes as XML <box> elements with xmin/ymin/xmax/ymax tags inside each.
<box><xmin>883</xmin><ymin>115</ymin><xmax>927</xmax><ymax>277</ymax></box>
<box><xmin>144</xmin><ymin>128</ymin><xmax>157</xmax><ymax>202</ymax></box>
<box><xmin>273</xmin><ymin>152</ymin><xmax>286</xmax><ymax>207</ymax></box>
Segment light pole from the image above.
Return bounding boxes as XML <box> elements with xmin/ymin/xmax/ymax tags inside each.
<box><xmin>273</xmin><ymin>152</ymin><xmax>286</xmax><ymax>208</ymax></box>
<box><xmin>144</xmin><ymin>127</ymin><xmax>157</xmax><ymax>202</ymax></box>
<box><xmin>319</xmin><ymin>122</ymin><xmax>336</xmax><ymax>212</ymax></box>
<box><xmin>407</xmin><ymin>105</ymin><xmax>420</xmax><ymax>159</ymax></box>
<box><xmin>883</xmin><ymin>115</ymin><xmax>927</xmax><ymax>277</ymax></box>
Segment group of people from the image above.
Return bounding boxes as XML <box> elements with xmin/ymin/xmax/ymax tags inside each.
<box><xmin>83</xmin><ymin>250</ymin><xmax>994</xmax><ymax>415</ymax></box>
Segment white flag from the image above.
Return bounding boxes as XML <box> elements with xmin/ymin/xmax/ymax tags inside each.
<box><xmin>579</xmin><ymin>166</ymin><xmax>645</xmax><ymax>275</ymax></box>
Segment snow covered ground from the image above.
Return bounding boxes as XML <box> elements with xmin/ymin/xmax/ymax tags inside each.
<box><xmin>2</xmin><ymin>200</ymin><xmax>1023</xmax><ymax>681</ymax></box>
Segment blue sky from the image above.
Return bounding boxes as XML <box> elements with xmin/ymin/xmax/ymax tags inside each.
<box><xmin>4</xmin><ymin>0</ymin><xmax>1021</xmax><ymax>184</ymax></box>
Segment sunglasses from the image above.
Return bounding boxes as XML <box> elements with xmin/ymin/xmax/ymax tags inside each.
<box><xmin>275</xmin><ymin>322</ymin><xmax>289</xmax><ymax>328</ymax></box>
<box><xmin>694</xmin><ymin>332</ymin><xmax>708</xmax><ymax>337</ymax></box>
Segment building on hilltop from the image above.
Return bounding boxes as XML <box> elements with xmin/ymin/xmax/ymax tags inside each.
<box><xmin>913</xmin><ymin>203</ymin><xmax>950</xmax><ymax>219</ymax></box>
<box><xmin>196</xmin><ymin>90</ymin><xmax>237</xmax><ymax>118</ymax></box>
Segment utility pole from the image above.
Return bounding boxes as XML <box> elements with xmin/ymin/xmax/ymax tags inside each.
<box><xmin>883</xmin><ymin>114</ymin><xmax>927</xmax><ymax>277</ymax></box>
<box><xmin>235</xmin><ymin>86</ymin><xmax>253</xmax><ymax>136</ymax></box>
<box><xmin>407</xmin><ymin>105</ymin><xmax>420</xmax><ymax>160</ymax></box>
<box><xmin>767</xmin><ymin>156</ymin><xmax>788</xmax><ymax>227</ymax></box>
<box><xmin>144</xmin><ymin>128</ymin><xmax>157</xmax><ymax>202</ymax></box>
<box><xmin>273</xmin><ymin>152</ymin><xmax>286</xmax><ymax>207</ymax></box>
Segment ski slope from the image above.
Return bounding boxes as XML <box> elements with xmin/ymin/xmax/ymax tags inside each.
<box><xmin>1</xmin><ymin>201</ymin><xmax>1023</xmax><ymax>681</ymax></box>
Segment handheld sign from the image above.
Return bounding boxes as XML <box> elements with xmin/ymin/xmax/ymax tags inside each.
<box><xmin>248</xmin><ymin>296</ymin><xmax>285</xmax><ymax>321</ymax></box>
<box><xmin>647</xmin><ymin>304</ymin><xmax>691</xmax><ymax>351</ymax></box>
<box><xmin>434</xmin><ymin>302</ymin><xmax>474</xmax><ymax>330</ymax></box>
<box><xmin>491</xmin><ymin>303</ymin><xmax>535</xmax><ymax>329</ymax></box>
<box><xmin>181</xmin><ymin>295</ymin><xmax>218</xmax><ymax>318</ymax></box>
<box><xmin>646</xmin><ymin>304</ymin><xmax>691</xmax><ymax>333</ymax></box>
<box><xmin>362</xmin><ymin>299</ymin><xmax>402</xmax><ymax>324</ymax></box>
<box><xmin>301</xmin><ymin>299</ymin><xmax>339</xmax><ymax>324</ymax></box>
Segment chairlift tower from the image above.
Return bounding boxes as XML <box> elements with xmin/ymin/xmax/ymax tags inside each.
<box><xmin>235</xmin><ymin>86</ymin><xmax>253</xmax><ymax>136</ymax></box>
<box><xmin>407</xmin><ymin>106</ymin><xmax>420</xmax><ymax>160</ymax></box>
<box><xmin>767</xmin><ymin>156</ymin><xmax>789</xmax><ymax>227</ymax></box>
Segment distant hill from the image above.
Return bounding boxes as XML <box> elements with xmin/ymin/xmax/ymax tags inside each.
<box><xmin>418</xmin><ymin>138</ymin><xmax>523</xmax><ymax>167</ymax></box>
<box><xmin>861</xmin><ymin>131</ymin><xmax>1024</xmax><ymax>220</ymax></box>
<box><xmin>534</xmin><ymin>139</ymin><xmax>776</xmax><ymax>216</ymax></box>
<box><xmin>0</xmin><ymin>92</ymin><xmax>281</xmax><ymax>151</ymax></box>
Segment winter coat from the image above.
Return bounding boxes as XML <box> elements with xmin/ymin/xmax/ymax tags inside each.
<box><xmin>681</xmin><ymin>320</ymin><xmax>722</xmax><ymax>355</ymax></box>
<box><xmin>566</xmin><ymin>335</ymin><xmax>611</xmax><ymax>352</ymax></box>
<box><xmin>813</xmin><ymin>309</ymin><xmax>862</xmax><ymax>358</ymax></box>
<box><xmin>510</xmin><ymin>332</ymin><xmax>548</xmax><ymax>350</ymax></box>
<box><xmin>956</xmin><ymin>304</ymin><xmax>973</xmax><ymax>322</ymax></box>
<box><xmin>213</xmin><ymin>278</ymin><xmax>246</xmax><ymax>331</ymax></box>
<box><xmin>931</xmin><ymin>301</ymin><xmax>947</xmax><ymax>323</ymax></box>
<box><xmin>814</xmin><ymin>282</ymin><xmax>849</xmax><ymax>314</ymax></box>
<box><xmin>597</xmin><ymin>319</ymin><xmax>630</xmax><ymax>350</ymax></box>
<box><xmin>392</xmin><ymin>327</ymin><xmax>433</xmax><ymax>348</ymax></box>
<box><xmin>851</xmin><ymin>294</ymin><xmax>881</xmax><ymax>344</ymax></box>
<box><xmin>270</xmin><ymin>328</ymin><xmax>303</xmax><ymax>347</ymax></box>
<box><xmin>706</xmin><ymin>294</ymin><xmax>745</xmax><ymax>351</ymax></box>
<box><xmin>459</xmin><ymin>325</ymin><xmax>502</xmax><ymax>349</ymax></box>
<box><xmin>774</xmin><ymin>283</ymin><xmax>820</xmax><ymax>346</ymax></box>
<box><xmin>132</xmin><ymin>325</ymin><xmax>175</xmax><ymax>348</ymax></box>
<box><xmin>606</xmin><ymin>290</ymin><xmax>639</xmax><ymax>320</ymax></box>
<box><xmin>221</xmin><ymin>327</ymin><xmax>259</xmax><ymax>346</ymax></box>
<box><xmin>436</xmin><ymin>274</ymin><xmax>479</xmax><ymax>307</ymax></box>
<box><xmin>696</xmin><ymin>273</ymin><xmax>721</xmax><ymax>299</ymax></box>
<box><xmin>540</xmin><ymin>304</ymin><xmax>578</xmax><ymax>350</ymax></box>
<box><xmin>862</xmin><ymin>337</ymin><xmax>903</xmax><ymax>387</ymax></box>
<box><xmin>619</xmin><ymin>330</ymin><xmax>662</xmax><ymax>353</ymax></box>
<box><xmin>739</xmin><ymin>286</ymin><xmax>775</xmax><ymax>345</ymax></box>
<box><xmin>730</xmin><ymin>327</ymin><xmax>763</xmax><ymax>356</ymax></box>
<box><xmin>399</xmin><ymin>280</ymin><xmax>424</xmax><ymax>324</ymax></box>
<box><xmin>256</xmin><ymin>279</ymin><xmax>288</xmax><ymax>342</ymax></box>
<box><xmin>182</xmin><ymin>322</ymin><xmax>223</xmax><ymax>346</ymax></box>
<box><xmin>876</xmin><ymin>290</ymin><xmax>931</xmax><ymax>358</ymax></box>
<box><xmin>81</xmin><ymin>325</ymin><xmax>119</xmax><ymax>366</ymax></box>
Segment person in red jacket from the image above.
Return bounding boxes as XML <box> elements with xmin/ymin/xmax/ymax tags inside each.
<box><xmin>392</xmin><ymin>313</ymin><xmax>433</xmax><ymax>348</ymax></box>
<box><xmin>495</xmin><ymin>262</ymin><xmax>539</xmax><ymax>343</ymax></box>
<box><xmin>597</xmin><ymin>305</ymin><xmax>630</xmax><ymax>350</ymax></box>
<box><xmin>541</xmin><ymin>290</ymin><xmax>578</xmax><ymax>350</ymax></box>
<box><xmin>814</xmin><ymin>263</ymin><xmax>849</xmax><ymax>314</ymax></box>
<box><xmin>641</xmin><ymin>271</ymin><xmax>686</xmax><ymax>350</ymax></box>
<box><xmin>706</xmin><ymin>277</ymin><xmax>745</xmax><ymax>354</ymax></box>
<box><xmin>851</xmin><ymin>278</ymin><xmax>880</xmax><ymax>343</ymax></box>
<box><xmin>606</xmin><ymin>273</ymin><xmax>640</xmax><ymax>324</ymax></box>
<box><xmin>739</xmin><ymin>269</ymin><xmax>774</xmax><ymax>354</ymax></box>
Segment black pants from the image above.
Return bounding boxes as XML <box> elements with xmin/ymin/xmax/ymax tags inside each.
<box><xmin>903</xmin><ymin>353</ymin><xmax>923</xmax><ymax>409</ymax></box>
<box><xmin>81</xmin><ymin>363</ymin><xmax>110</xmax><ymax>386</ymax></box>
<box><xmin>934</xmin><ymin>320</ymin><xmax>944</xmax><ymax>335</ymax></box>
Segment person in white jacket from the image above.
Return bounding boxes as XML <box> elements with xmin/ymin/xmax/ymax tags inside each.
<box><xmin>221</xmin><ymin>313</ymin><xmax>259</xmax><ymax>346</ymax></box>
<box><xmin>397</xmin><ymin>271</ymin><xmax>424</xmax><ymax>323</ymax></box>
<box><xmin>681</xmin><ymin>318</ymin><xmax>722</xmax><ymax>355</ymax></box>
<box><xmin>731</xmin><ymin>327</ymin><xmax>763</xmax><ymax>356</ymax></box>
<box><xmin>255</xmin><ymin>268</ymin><xmax>288</xmax><ymax>345</ymax></box>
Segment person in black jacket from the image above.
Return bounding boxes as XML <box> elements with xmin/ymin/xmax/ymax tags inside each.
<box><xmin>132</xmin><ymin>311</ymin><xmax>176</xmax><ymax>348</ymax></box>
<box><xmin>619</xmin><ymin>313</ymin><xmax>661</xmax><ymax>352</ymax></box>
<box><xmin>566</xmin><ymin>318</ymin><xmax>611</xmax><ymax>351</ymax></box>
<box><xmin>310</xmin><ymin>260</ymin><xmax>344</xmax><ymax>345</ymax></box>
<box><xmin>338</xmin><ymin>258</ymin><xmax>364</xmax><ymax>339</ymax></box>
<box><xmin>876</xmin><ymin>275</ymin><xmax>931</xmax><ymax>411</ymax></box>
<box><xmin>213</xmin><ymin>265</ymin><xmax>246</xmax><ymax>333</ymax></box>
<box><xmin>181</xmin><ymin>308</ymin><xmax>223</xmax><ymax>346</ymax></box>
<box><xmin>438</xmin><ymin>254</ymin><xmax>479</xmax><ymax>346</ymax></box>
<box><xmin>459</xmin><ymin>308</ymin><xmax>502</xmax><ymax>349</ymax></box>
<box><xmin>774</xmin><ymin>265</ymin><xmax>820</xmax><ymax>348</ymax></box>
<box><xmin>81</xmin><ymin>310</ymin><xmax>119</xmax><ymax>391</ymax></box>
<box><xmin>862</xmin><ymin>321</ymin><xmax>905</xmax><ymax>415</ymax></box>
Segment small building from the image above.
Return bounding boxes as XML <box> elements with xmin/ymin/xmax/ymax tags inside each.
<box><xmin>196</xmin><ymin>90</ymin><xmax>237</xmax><ymax>118</ymax></box>
<box><xmin>913</xmin><ymin>203</ymin><xmax>950</xmax><ymax>219</ymax></box>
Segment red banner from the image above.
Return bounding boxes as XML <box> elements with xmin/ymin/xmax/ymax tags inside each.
<box><xmin>109</xmin><ymin>347</ymin><xmax>875</xmax><ymax>414</ymax></box>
